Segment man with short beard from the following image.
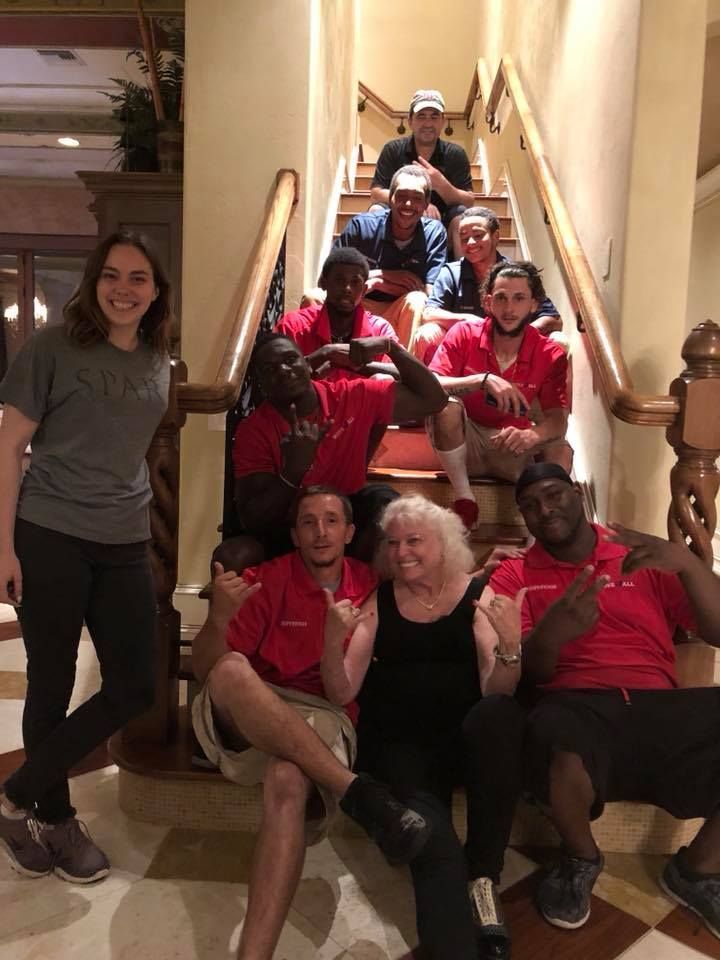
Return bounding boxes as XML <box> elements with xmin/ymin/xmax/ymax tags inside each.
<box><xmin>192</xmin><ymin>486</ymin><xmax>432</xmax><ymax>960</ymax></box>
<box><xmin>426</xmin><ymin>261</ymin><xmax>571</xmax><ymax>530</ymax></box>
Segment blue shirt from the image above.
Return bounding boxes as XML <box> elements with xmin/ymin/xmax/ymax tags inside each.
<box><xmin>335</xmin><ymin>209</ymin><xmax>447</xmax><ymax>302</ymax></box>
<box><xmin>426</xmin><ymin>253</ymin><xmax>560</xmax><ymax>320</ymax></box>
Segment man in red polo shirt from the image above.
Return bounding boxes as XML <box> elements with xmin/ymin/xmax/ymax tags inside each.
<box><xmin>225</xmin><ymin>329</ymin><xmax>446</xmax><ymax>569</ymax></box>
<box><xmin>488</xmin><ymin>463</ymin><xmax>720</xmax><ymax>937</ymax></box>
<box><xmin>192</xmin><ymin>486</ymin><xmax>431</xmax><ymax>960</ymax></box>
<box><xmin>276</xmin><ymin>248</ymin><xmax>399</xmax><ymax>381</ymax></box>
<box><xmin>427</xmin><ymin>261</ymin><xmax>571</xmax><ymax>530</ymax></box>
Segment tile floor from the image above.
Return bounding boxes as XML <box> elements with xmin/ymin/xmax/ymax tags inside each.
<box><xmin>0</xmin><ymin>633</ymin><xmax>718</xmax><ymax>959</ymax></box>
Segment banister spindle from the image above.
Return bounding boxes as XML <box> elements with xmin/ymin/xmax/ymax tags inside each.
<box><xmin>666</xmin><ymin>320</ymin><xmax>720</xmax><ymax>565</ymax></box>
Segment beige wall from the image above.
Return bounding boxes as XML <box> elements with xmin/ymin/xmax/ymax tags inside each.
<box><xmin>0</xmin><ymin>179</ymin><xmax>96</xmax><ymax>235</ymax></box>
<box><xmin>611</xmin><ymin>0</ymin><xmax>706</xmax><ymax>534</ymax></box>
<box><xmin>359</xmin><ymin>0</ymin><xmax>481</xmax><ymax>113</ymax></box>
<box><xmin>477</xmin><ymin>0</ymin><xmax>642</xmax><ymax>519</ymax></box>
<box><xmin>357</xmin><ymin>0</ymin><xmax>480</xmax><ymax>161</ymax></box>
<box><xmin>477</xmin><ymin>0</ymin><xmax>709</xmax><ymax>534</ymax></box>
<box><xmin>304</xmin><ymin>0</ymin><xmax>359</xmax><ymax>284</ymax></box>
<box><xmin>179</xmin><ymin>0</ymin><xmax>357</xmax><ymax>591</ymax></box>
<box><xmin>687</xmin><ymin>192</ymin><xmax>720</xmax><ymax>331</ymax></box>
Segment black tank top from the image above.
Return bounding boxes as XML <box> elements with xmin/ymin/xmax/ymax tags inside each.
<box><xmin>358</xmin><ymin>577</ymin><xmax>484</xmax><ymax>741</ymax></box>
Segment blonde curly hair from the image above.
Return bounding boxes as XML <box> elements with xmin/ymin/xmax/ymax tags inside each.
<box><xmin>375</xmin><ymin>494</ymin><xmax>475</xmax><ymax>580</ymax></box>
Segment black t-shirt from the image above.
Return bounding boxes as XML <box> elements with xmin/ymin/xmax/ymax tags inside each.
<box><xmin>371</xmin><ymin>136</ymin><xmax>473</xmax><ymax>216</ymax></box>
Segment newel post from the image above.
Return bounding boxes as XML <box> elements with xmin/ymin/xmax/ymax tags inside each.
<box><xmin>123</xmin><ymin>358</ymin><xmax>188</xmax><ymax>744</ymax></box>
<box><xmin>666</xmin><ymin>320</ymin><xmax>720</xmax><ymax>566</ymax></box>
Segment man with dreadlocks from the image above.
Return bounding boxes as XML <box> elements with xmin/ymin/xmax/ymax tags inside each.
<box><xmin>427</xmin><ymin>260</ymin><xmax>572</xmax><ymax>530</ymax></box>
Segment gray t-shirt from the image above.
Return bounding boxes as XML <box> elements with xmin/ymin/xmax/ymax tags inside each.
<box><xmin>0</xmin><ymin>325</ymin><xmax>170</xmax><ymax>543</ymax></box>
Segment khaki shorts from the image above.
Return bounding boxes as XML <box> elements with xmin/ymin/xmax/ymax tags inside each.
<box><xmin>428</xmin><ymin>398</ymin><xmax>573</xmax><ymax>482</ymax></box>
<box><xmin>192</xmin><ymin>682</ymin><xmax>357</xmax><ymax>845</ymax></box>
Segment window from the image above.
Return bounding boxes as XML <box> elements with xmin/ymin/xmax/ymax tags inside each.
<box><xmin>0</xmin><ymin>235</ymin><xmax>96</xmax><ymax>380</ymax></box>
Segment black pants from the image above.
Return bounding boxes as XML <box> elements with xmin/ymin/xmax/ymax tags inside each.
<box><xmin>357</xmin><ymin>695</ymin><xmax>525</xmax><ymax>960</ymax></box>
<box><xmin>4</xmin><ymin>519</ymin><xmax>156</xmax><ymax>823</ymax></box>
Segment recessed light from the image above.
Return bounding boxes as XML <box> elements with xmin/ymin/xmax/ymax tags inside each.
<box><xmin>58</xmin><ymin>137</ymin><xmax>80</xmax><ymax>147</ymax></box>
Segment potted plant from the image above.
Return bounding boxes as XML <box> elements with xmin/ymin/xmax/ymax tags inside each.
<box><xmin>103</xmin><ymin>16</ymin><xmax>184</xmax><ymax>173</ymax></box>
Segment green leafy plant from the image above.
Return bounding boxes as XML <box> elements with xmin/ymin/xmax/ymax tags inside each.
<box><xmin>102</xmin><ymin>26</ymin><xmax>184</xmax><ymax>172</ymax></box>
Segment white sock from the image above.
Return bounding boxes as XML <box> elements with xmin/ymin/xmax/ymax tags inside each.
<box><xmin>435</xmin><ymin>443</ymin><xmax>474</xmax><ymax>501</ymax></box>
<box><xmin>1</xmin><ymin>800</ymin><xmax>26</xmax><ymax>820</ymax></box>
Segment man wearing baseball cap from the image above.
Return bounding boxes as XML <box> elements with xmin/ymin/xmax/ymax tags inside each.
<box><xmin>370</xmin><ymin>88</ymin><xmax>475</xmax><ymax>258</ymax></box>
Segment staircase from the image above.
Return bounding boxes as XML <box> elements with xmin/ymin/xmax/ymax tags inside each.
<box><xmin>336</xmin><ymin>156</ymin><xmax>528</xmax><ymax>560</ymax></box>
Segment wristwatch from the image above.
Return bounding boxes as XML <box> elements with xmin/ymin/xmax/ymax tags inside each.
<box><xmin>493</xmin><ymin>645</ymin><xmax>521</xmax><ymax>666</ymax></box>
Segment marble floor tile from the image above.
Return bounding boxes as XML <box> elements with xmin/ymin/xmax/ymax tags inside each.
<box><xmin>0</xmin><ymin>700</ymin><xmax>24</xmax><ymax>753</ymax></box>
<box><xmin>0</xmin><ymin>603</ymin><xmax>18</xmax><ymax>625</ymax></box>
<box><xmin>0</xmin><ymin>671</ymin><xmax>26</xmax><ymax>699</ymax></box>
<box><xmin>0</xmin><ymin>768</ymin><xmax>171</xmax><ymax>940</ymax></box>
<box><xmin>498</xmin><ymin>847</ymin><xmax>539</xmax><ymax>893</ymax></box>
<box><xmin>0</xmin><ymin>632</ymin><xmax>99</xmax><ymax>712</ymax></box>
<box><xmin>0</xmin><ymin>878</ymin><xmax>352</xmax><ymax>960</ymax></box>
<box><xmin>595</xmin><ymin>852</ymin><xmax>676</xmax><ymax>927</ymax></box>
<box><xmin>503</xmin><ymin>874</ymin><xmax>649</xmax><ymax>960</ymax></box>
<box><xmin>0</xmin><ymin>637</ymin><xmax>26</xmax><ymax>673</ymax></box>
<box><xmin>618</xmin><ymin>929</ymin><xmax>710</xmax><ymax>959</ymax></box>
<box><xmin>657</xmin><ymin>906</ymin><xmax>720</xmax><ymax>959</ymax></box>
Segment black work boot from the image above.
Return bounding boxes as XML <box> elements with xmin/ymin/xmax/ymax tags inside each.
<box><xmin>339</xmin><ymin>773</ymin><xmax>432</xmax><ymax>865</ymax></box>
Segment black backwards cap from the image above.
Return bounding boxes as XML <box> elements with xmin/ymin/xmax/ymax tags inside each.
<box><xmin>515</xmin><ymin>463</ymin><xmax>574</xmax><ymax>502</ymax></box>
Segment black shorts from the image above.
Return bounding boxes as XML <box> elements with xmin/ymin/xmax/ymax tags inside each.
<box><xmin>525</xmin><ymin>687</ymin><xmax>720</xmax><ymax>820</ymax></box>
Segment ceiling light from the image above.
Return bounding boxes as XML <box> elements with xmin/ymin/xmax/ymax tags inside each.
<box><xmin>58</xmin><ymin>137</ymin><xmax>80</xmax><ymax>147</ymax></box>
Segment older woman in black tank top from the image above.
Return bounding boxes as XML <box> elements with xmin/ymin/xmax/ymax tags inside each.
<box><xmin>322</xmin><ymin>494</ymin><xmax>527</xmax><ymax>960</ymax></box>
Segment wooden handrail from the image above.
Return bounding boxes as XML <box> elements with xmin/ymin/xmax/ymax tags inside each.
<box><xmin>176</xmin><ymin>169</ymin><xmax>299</xmax><ymax>414</ymax></box>
<box><xmin>478</xmin><ymin>56</ymin><xmax>680</xmax><ymax>427</ymax></box>
<box><xmin>359</xmin><ymin>81</ymin><xmax>465</xmax><ymax>123</ymax></box>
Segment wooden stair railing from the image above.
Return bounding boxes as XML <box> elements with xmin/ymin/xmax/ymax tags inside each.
<box><xmin>123</xmin><ymin>169</ymin><xmax>299</xmax><ymax>748</ymax></box>
<box><xmin>358</xmin><ymin>81</ymin><xmax>468</xmax><ymax>136</ymax></box>
<box><xmin>473</xmin><ymin>56</ymin><xmax>720</xmax><ymax>565</ymax></box>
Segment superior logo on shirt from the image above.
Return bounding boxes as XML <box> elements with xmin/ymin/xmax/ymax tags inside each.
<box><xmin>280</xmin><ymin>620</ymin><xmax>309</xmax><ymax>628</ymax></box>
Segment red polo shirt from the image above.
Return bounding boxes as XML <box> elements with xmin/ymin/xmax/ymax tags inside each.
<box><xmin>429</xmin><ymin>318</ymin><xmax>568</xmax><ymax>429</ymax></box>
<box><xmin>489</xmin><ymin>525</ymin><xmax>695</xmax><ymax>690</ymax></box>
<box><xmin>226</xmin><ymin>551</ymin><xmax>378</xmax><ymax>722</ymax></box>
<box><xmin>276</xmin><ymin>303</ymin><xmax>398</xmax><ymax>381</ymax></box>
<box><xmin>232</xmin><ymin>378</ymin><xmax>395</xmax><ymax>493</ymax></box>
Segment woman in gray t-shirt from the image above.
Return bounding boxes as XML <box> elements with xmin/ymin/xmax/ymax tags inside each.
<box><xmin>0</xmin><ymin>231</ymin><xmax>171</xmax><ymax>883</ymax></box>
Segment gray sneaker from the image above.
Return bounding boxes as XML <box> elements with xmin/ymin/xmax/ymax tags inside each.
<box><xmin>536</xmin><ymin>852</ymin><xmax>604</xmax><ymax>928</ymax></box>
<box><xmin>0</xmin><ymin>808</ymin><xmax>52</xmax><ymax>878</ymax></box>
<box><xmin>43</xmin><ymin>817</ymin><xmax>110</xmax><ymax>884</ymax></box>
<box><xmin>660</xmin><ymin>846</ymin><xmax>720</xmax><ymax>939</ymax></box>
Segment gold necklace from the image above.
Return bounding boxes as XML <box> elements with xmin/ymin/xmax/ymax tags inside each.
<box><xmin>407</xmin><ymin>580</ymin><xmax>447</xmax><ymax>611</ymax></box>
